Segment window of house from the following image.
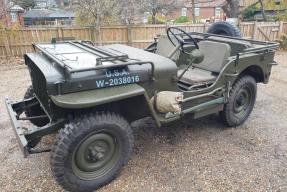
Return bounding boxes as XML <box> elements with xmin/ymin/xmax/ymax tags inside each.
<box><xmin>10</xmin><ymin>12</ymin><xmax>17</xmax><ymax>22</ymax></box>
<box><xmin>181</xmin><ymin>8</ymin><xmax>187</xmax><ymax>17</ymax></box>
<box><xmin>215</xmin><ymin>7</ymin><xmax>221</xmax><ymax>17</ymax></box>
<box><xmin>194</xmin><ymin>7</ymin><xmax>200</xmax><ymax>17</ymax></box>
<box><xmin>143</xmin><ymin>12</ymin><xmax>149</xmax><ymax>23</ymax></box>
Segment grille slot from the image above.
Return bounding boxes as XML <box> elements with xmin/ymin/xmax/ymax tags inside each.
<box><xmin>26</xmin><ymin>58</ymin><xmax>49</xmax><ymax>113</ymax></box>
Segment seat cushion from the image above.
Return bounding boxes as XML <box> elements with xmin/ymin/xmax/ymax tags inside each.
<box><xmin>196</xmin><ymin>41</ymin><xmax>231</xmax><ymax>73</ymax></box>
<box><xmin>178</xmin><ymin>68</ymin><xmax>217</xmax><ymax>85</ymax></box>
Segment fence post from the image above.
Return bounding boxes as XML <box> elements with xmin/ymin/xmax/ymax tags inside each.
<box><xmin>278</xmin><ymin>21</ymin><xmax>284</xmax><ymax>38</ymax></box>
<box><xmin>90</xmin><ymin>26</ymin><xmax>95</xmax><ymax>42</ymax></box>
<box><xmin>127</xmin><ymin>24</ymin><xmax>132</xmax><ymax>46</ymax></box>
<box><xmin>3</xmin><ymin>30</ymin><xmax>11</xmax><ymax>57</ymax></box>
<box><xmin>252</xmin><ymin>21</ymin><xmax>258</xmax><ymax>40</ymax></box>
<box><xmin>56</xmin><ymin>27</ymin><xmax>60</xmax><ymax>39</ymax></box>
<box><xmin>95</xmin><ymin>26</ymin><xmax>101</xmax><ymax>45</ymax></box>
<box><xmin>60</xmin><ymin>27</ymin><xmax>64</xmax><ymax>39</ymax></box>
<box><xmin>204</xmin><ymin>23</ymin><xmax>207</xmax><ymax>32</ymax></box>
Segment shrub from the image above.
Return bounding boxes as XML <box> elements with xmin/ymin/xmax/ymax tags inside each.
<box><xmin>174</xmin><ymin>16</ymin><xmax>190</xmax><ymax>24</ymax></box>
<box><xmin>278</xmin><ymin>34</ymin><xmax>287</xmax><ymax>50</ymax></box>
<box><xmin>273</xmin><ymin>10</ymin><xmax>287</xmax><ymax>21</ymax></box>
<box><xmin>147</xmin><ymin>15</ymin><xmax>166</xmax><ymax>24</ymax></box>
<box><xmin>0</xmin><ymin>23</ymin><xmax>20</xmax><ymax>46</ymax></box>
<box><xmin>242</xmin><ymin>4</ymin><xmax>258</xmax><ymax>20</ymax></box>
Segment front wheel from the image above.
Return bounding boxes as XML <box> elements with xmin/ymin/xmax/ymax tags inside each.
<box><xmin>50</xmin><ymin>112</ymin><xmax>134</xmax><ymax>192</ymax></box>
<box><xmin>220</xmin><ymin>75</ymin><xmax>257</xmax><ymax>127</ymax></box>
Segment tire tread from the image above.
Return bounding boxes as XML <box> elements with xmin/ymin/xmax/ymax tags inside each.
<box><xmin>221</xmin><ymin>75</ymin><xmax>257</xmax><ymax>127</ymax></box>
<box><xmin>207</xmin><ymin>21</ymin><xmax>241</xmax><ymax>37</ymax></box>
<box><xmin>50</xmin><ymin>111</ymin><xmax>133</xmax><ymax>192</ymax></box>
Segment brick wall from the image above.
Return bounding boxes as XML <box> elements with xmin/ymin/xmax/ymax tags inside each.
<box><xmin>168</xmin><ymin>7</ymin><xmax>223</xmax><ymax>21</ymax></box>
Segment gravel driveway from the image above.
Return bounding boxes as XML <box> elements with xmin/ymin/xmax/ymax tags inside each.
<box><xmin>0</xmin><ymin>52</ymin><xmax>287</xmax><ymax>192</ymax></box>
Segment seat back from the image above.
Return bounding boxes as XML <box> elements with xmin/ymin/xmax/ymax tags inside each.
<box><xmin>196</xmin><ymin>41</ymin><xmax>231</xmax><ymax>73</ymax></box>
<box><xmin>156</xmin><ymin>35</ymin><xmax>180</xmax><ymax>61</ymax></box>
<box><xmin>156</xmin><ymin>35</ymin><xmax>195</xmax><ymax>63</ymax></box>
<box><xmin>207</xmin><ymin>36</ymin><xmax>252</xmax><ymax>56</ymax></box>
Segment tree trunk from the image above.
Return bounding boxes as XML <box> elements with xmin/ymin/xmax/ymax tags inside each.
<box><xmin>95</xmin><ymin>12</ymin><xmax>101</xmax><ymax>45</ymax></box>
<box><xmin>222</xmin><ymin>0</ymin><xmax>239</xmax><ymax>18</ymax></box>
<box><xmin>60</xmin><ymin>0</ymin><xmax>64</xmax><ymax>8</ymax></box>
<box><xmin>191</xmin><ymin>0</ymin><xmax>196</xmax><ymax>23</ymax></box>
<box><xmin>152</xmin><ymin>11</ymin><xmax>156</xmax><ymax>24</ymax></box>
<box><xmin>258</xmin><ymin>0</ymin><xmax>267</xmax><ymax>21</ymax></box>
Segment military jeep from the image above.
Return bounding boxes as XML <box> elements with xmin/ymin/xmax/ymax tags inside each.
<box><xmin>5</xmin><ymin>27</ymin><xmax>278</xmax><ymax>192</ymax></box>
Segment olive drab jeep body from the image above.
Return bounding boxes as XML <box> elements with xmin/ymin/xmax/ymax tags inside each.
<box><xmin>5</xmin><ymin>26</ymin><xmax>278</xmax><ymax>192</ymax></box>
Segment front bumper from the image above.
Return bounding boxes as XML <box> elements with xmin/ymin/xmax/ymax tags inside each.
<box><xmin>5</xmin><ymin>97</ymin><xmax>65</xmax><ymax>158</ymax></box>
<box><xmin>5</xmin><ymin>98</ymin><xmax>30</xmax><ymax>157</ymax></box>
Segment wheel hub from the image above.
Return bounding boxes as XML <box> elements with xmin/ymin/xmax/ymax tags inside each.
<box><xmin>234</xmin><ymin>88</ymin><xmax>251</xmax><ymax>114</ymax></box>
<box><xmin>87</xmin><ymin>144</ymin><xmax>107</xmax><ymax>162</ymax></box>
<box><xmin>72</xmin><ymin>132</ymin><xmax>120</xmax><ymax>180</ymax></box>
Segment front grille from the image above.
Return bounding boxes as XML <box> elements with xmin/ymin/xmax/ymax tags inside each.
<box><xmin>26</xmin><ymin>57</ymin><xmax>50</xmax><ymax>113</ymax></box>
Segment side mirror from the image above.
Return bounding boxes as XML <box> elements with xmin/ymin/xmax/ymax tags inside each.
<box><xmin>190</xmin><ymin>49</ymin><xmax>204</xmax><ymax>64</ymax></box>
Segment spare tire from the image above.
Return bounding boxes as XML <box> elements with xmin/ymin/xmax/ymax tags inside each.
<box><xmin>207</xmin><ymin>22</ymin><xmax>241</xmax><ymax>37</ymax></box>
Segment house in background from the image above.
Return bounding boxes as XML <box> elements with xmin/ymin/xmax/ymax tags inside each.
<box><xmin>253</xmin><ymin>9</ymin><xmax>287</xmax><ymax>21</ymax></box>
<box><xmin>23</xmin><ymin>9</ymin><xmax>75</xmax><ymax>26</ymax></box>
<box><xmin>169</xmin><ymin>0</ymin><xmax>245</xmax><ymax>22</ymax></box>
<box><xmin>34</xmin><ymin>0</ymin><xmax>58</xmax><ymax>9</ymax></box>
<box><xmin>0</xmin><ymin>0</ymin><xmax>25</xmax><ymax>27</ymax></box>
<box><xmin>9</xmin><ymin>5</ymin><xmax>25</xmax><ymax>26</ymax></box>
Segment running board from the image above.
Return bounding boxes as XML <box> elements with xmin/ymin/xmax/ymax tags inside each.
<box><xmin>161</xmin><ymin>97</ymin><xmax>225</xmax><ymax>123</ymax></box>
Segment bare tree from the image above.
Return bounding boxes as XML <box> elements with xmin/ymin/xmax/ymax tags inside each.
<box><xmin>258</xmin><ymin>0</ymin><xmax>267</xmax><ymax>21</ymax></box>
<box><xmin>142</xmin><ymin>0</ymin><xmax>176</xmax><ymax>24</ymax></box>
<box><xmin>0</xmin><ymin>0</ymin><xmax>9</xmax><ymax>22</ymax></box>
<box><xmin>76</xmin><ymin>0</ymin><xmax>119</xmax><ymax>27</ymax></box>
<box><xmin>12</xmin><ymin>0</ymin><xmax>36</xmax><ymax>10</ymax></box>
<box><xmin>119</xmin><ymin>0</ymin><xmax>139</xmax><ymax>24</ymax></box>
<box><xmin>191</xmin><ymin>0</ymin><xmax>196</xmax><ymax>23</ymax></box>
<box><xmin>222</xmin><ymin>0</ymin><xmax>240</xmax><ymax>18</ymax></box>
<box><xmin>222</xmin><ymin>0</ymin><xmax>266</xmax><ymax>20</ymax></box>
<box><xmin>241</xmin><ymin>0</ymin><xmax>267</xmax><ymax>21</ymax></box>
<box><xmin>189</xmin><ymin>0</ymin><xmax>218</xmax><ymax>23</ymax></box>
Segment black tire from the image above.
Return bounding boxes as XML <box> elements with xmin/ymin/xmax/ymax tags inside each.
<box><xmin>207</xmin><ymin>21</ymin><xmax>241</xmax><ymax>37</ymax></box>
<box><xmin>24</xmin><ymin>85</ymin><xmax>49</xmax><ymax>127</ymax></box>
<box><xmin>220</xmin><ymin>75</ymin><xmax>257</xmax><ymax>127</ymax></box>
<box><xmin>50</xmin><ymin>112</ymin><xmax>134</xmax><ymax>192</ymax></box>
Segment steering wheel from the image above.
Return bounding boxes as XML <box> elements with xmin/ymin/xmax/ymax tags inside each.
<box><xmin>166</xmin><ymin>27</ymin><xmax>199</xmax><ymax>54</ymax></box>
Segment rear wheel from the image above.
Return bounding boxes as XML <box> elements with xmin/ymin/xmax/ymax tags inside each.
<box><xmin>24</xmin><ymin>85</ymin><xmax>49</xmax><ymax>127</ymax></box>
<box><xmin>50</xmin><ymin>112</ymin><xmax>134</xmax><ymax>192</ymax></box>
<box><xmin>220</xmin><ymin>75</ymin><xmax>257</xmax><ymax>127</ymax></box>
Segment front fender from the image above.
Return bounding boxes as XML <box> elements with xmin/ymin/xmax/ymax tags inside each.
<box><xmin>51</xmin><ymin>84</ymin><xmax>145</xmax><ymax>108</ymax></box>
<box><xmin>50</xmin><ymin>84</ymin><xmax>161</xmax><ymax>127</ymax></box>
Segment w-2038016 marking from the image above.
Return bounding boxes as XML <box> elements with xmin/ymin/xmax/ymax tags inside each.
<box><xmin>96</xmin><ymin>68</ymin><xmax>140</xmax><ymax>88</ymax></box>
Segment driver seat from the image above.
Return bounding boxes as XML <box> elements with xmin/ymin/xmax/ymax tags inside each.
<box><xmin>178</xmin><ymin>41</ymin><xmax>231</xmax><ymax>86</ymax></box>
<box><xmin>156</xmin><ymin>35</ymin><xmax>180</xmax><ymax>61</ymax></box>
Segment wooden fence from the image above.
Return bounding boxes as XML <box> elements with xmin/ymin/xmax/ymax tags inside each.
<box><xmin>0</xmin><ymin>21</ymin><xmax>286</xmax><ymax>57</ymax></box>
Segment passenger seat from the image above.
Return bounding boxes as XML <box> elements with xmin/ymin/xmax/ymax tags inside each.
<box><xmin>178</xmin><ymin>41</ymin><xmax>231</xmax><ymax>86</ymax></box>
